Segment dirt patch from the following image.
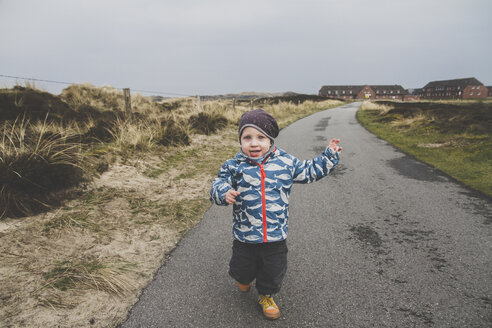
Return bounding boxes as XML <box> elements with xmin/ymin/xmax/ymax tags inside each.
<box><xmin>417</xmin><ymin>143</ymin><xmax>450</xmax><ymax>148</ymax></box>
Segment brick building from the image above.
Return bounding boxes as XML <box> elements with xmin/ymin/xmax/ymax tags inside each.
<box><xmin>318</xmin><ymin>85</ymin><xmax>413</xmax><ymax>101</ymax></box>
<box><xmin>422</xmin><ymin>77</ymin><xmax>488</xmax><ymax>99</ymax></box>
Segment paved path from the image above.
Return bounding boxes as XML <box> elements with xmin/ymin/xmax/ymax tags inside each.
<box><xmin>120</xmin><ymin>102</ymin><xmax>491</xmax><ymax>327</ymax></box>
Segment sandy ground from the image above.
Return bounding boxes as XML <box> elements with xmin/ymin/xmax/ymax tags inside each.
<box><xmin>0</xmin><ymin>132</ymin><xmax>237</xmax><ymax>328</ymax></box>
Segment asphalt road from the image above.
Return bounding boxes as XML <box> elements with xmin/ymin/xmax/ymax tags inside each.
<box><xmin>120</xmin><ymin>102</ymin><xmax>492</xmax><ymax>327</ymax></box>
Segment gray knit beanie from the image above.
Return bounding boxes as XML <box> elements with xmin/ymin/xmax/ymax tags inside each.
<box><xmin>238</xmin><ymin>109</ymin><xmax>279</xmax><ymax>142</ymax></box>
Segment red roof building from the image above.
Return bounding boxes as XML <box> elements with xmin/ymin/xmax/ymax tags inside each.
<box><xmin>318</xmin><ymin>85</ymin><xmax>413</xmax><ymax>101</ymax></box>
<box><xmin>422</xmin><ymin>78</ymin><xmax>488</xmax><ymax>99</ymax></box>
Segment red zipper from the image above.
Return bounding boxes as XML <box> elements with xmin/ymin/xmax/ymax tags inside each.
<box><xmin>259</xmin><ymin>163</ymin><xmax>267</xmax><ymax>242</ymax></box>
<box><xmin>249</xmin><ymin>150</ymin><xmax>274</xmax><ymax>243</ymax></box>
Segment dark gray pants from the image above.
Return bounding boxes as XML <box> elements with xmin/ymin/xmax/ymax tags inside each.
<box><xmin>229</xmin><ymin>239</ymin><xmax>288</xmax><ymax>295</ymax></box>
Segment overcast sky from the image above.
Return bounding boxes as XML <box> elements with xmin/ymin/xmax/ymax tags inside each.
<box><xmin>1</xmin><ymin>0</ymin><xmax>491</xmax><ymax>96</ymax></box>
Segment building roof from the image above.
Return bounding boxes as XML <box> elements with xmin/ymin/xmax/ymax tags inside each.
<box><xmin>319</xmin><ymin>85</ymin><xmax>407</xmax><ymax>95</ymax></box>
<box><xmin>370</xmin><ymin>85</ymin><xmax>407</xmax><ymax>94</ymax></box>
<box><xmin>319</xmin><ymin>85</ymin><xmax>365</xmax><ymax>94</ymax></box>
<box><xmin>424</xmin><ymin>77</ymin><xmax>484</xmax><ymax>89</ymax></box>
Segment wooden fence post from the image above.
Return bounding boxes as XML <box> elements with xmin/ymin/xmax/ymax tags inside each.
<box><xmin>250</xmin><ymin>99</ymin><xmax>253</xmax><ymax>110</ymax></box>
<box><xmin>123</xmin><ymin>88</ymin><xmax>132</xmax><ymax>114</ymax></box>
<box><xmin>196</xmin><ymin>95</ymin><xmax>201</xmax><ymax>111</ymax></box>
<box><xmin>232</xmin><ymin>97</ymin><xmax>236</xmax><ymax>110</ymax></box>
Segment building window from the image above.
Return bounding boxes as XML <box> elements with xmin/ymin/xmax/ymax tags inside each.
<box><xmin>328</xmin><ymin>91</ymin><xmax>331</xmax><ymax>94</ymax></box>
<box><xmin>478</xmin><ymin>92</ymin><xmax>481</xmax><ymax>95</ymax></box>
<box><xmin>470</xmin><ymin>92</ymin><xmax>473</xmax><ymax>95</ymax></box>
<box><xmin>342</xmin><ymin>90</ymin><xmax>345</xmax><ymax>94</ymax></box>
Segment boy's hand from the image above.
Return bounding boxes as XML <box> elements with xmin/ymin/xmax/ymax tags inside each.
<box><xmin>329</xmin><ymin>138</ymin><xmax>342</xmax><ymax>152</ymax></box>
<box><xmin>225</xmin><ymin>190</ymin><xmax>240</xmax><ymax>205</ymax></box>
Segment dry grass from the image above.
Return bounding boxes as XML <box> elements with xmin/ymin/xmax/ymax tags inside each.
<box><xmin>359</xmin><ymin>100</ymin><xmax>393</xmax><ymax>114</ymax></box>
<box><xmin>41</xmin><ymin>259</ymin><xmax>134</xmax><ymax>296</ymax></box>
<box><xmin>1</xmin><ymin>116</ymin><xmax>88</xmax><ymax>218</ymax></box>
<box><xmin>0</xmin><ymin>85</ymin><xmax>345</xmax><ymax>219</ymax></box>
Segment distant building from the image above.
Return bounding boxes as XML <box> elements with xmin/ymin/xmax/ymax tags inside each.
<box><xmin>422</xmin><ymin>77</ymin><xmax>488</xmax><ymax>99</ymax></box>
<box><xmin>408</xmin><ymin>88</ymin><xmax>423</xmax><ymax>97</ymax></box>
<box><xmin>318</xmin><ymin>85</ymin><xmax>416</xmax><ymax>101</ymax></box>
<box><xmin>487</xmin><ymin>86</ymin><xmax>492</xmax><ymax>97</ymax></box>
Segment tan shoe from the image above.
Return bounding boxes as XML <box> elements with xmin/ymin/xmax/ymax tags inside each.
<box><xmin>258</xmin><ymin>294</ymin><xmax>280</xmax><ymax>320</ymax></box>
<box><xmin>237</xmin><ymin>281</ymin><xmax>252</xmax><ymax>293</ymax></box>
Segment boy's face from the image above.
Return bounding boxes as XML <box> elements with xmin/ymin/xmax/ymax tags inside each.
<box><xmin>240</xmin><ymin>127</ymin><xmax>272</xmax><ymax>158</ymax></box>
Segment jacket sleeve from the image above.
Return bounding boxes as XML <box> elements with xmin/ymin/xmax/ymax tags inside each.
<box><xmin>210</xmin><ymin>161</ymin><xmax>235</xmax><ymax>205</ymax></box>
<box><xmin>292</xmin><ymin>147</ymin><xmax>340</xmax><ymax>184</ymax></box>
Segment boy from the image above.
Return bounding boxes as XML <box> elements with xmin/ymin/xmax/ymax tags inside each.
<box><xmin>210</xmin><ymin>109</ymin><xmax>341</xmax><ymax>320</ymax></box>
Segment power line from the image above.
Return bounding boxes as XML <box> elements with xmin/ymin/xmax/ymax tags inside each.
<box><xmin>0</xmin><ymin>74</ymin><xmax>73</xmax><ymax>85</ymax></box>
<box><xmin>131</xmin><ymin>89</ymin><xmax>193</xmax><ymax>97</ymax></box>
<box><xmin>0</xmin><ymin>74</ymin><xmax>194</xmax><ymax>97</ymax></box>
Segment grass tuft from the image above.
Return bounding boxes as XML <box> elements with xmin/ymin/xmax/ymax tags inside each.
<box><xmin>189</xmin><ymin>112</ymin><xmax>228</xmax><ymax>135</ymax></box>
<box><xmin>1</xmin><ymin>117</ymin><xmax>88</xmax><ymax>218</ymax></box>
<box><xmin>42</xmin><ymin>259</ymin><xmax>133</xmax><ymax>295</ymax></box>
<box><xmin>156</xmin><ymin>119</ymin><xmax>191</xmax><ymax>146</ymax></box>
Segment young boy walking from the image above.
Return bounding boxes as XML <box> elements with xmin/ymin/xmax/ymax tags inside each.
<box><xmin>210</xmin><ymin>109</ymin><xmax>341</xmax><ymax>320</ymax></box>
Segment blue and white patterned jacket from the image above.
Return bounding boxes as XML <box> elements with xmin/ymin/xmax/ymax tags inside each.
<box><xmin>210</xmin><ymin>147</ymin><xmax>340</xmax><ymax>243</ymax></box>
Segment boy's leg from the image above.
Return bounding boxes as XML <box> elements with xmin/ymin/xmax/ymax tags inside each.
<box><xmin>255</xmin><ymin>240</ymin><xmax>288</xmax><ymax>295</ymax></box>
<box><xmin>255</xmin><ymin>240</ymin><xmax>287</xmax><ymax>320</ymax></box>
<box><xmin>229</xmin><ymin>239</ymin><xmax>258</xmax><ymax>290</ymax></box>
